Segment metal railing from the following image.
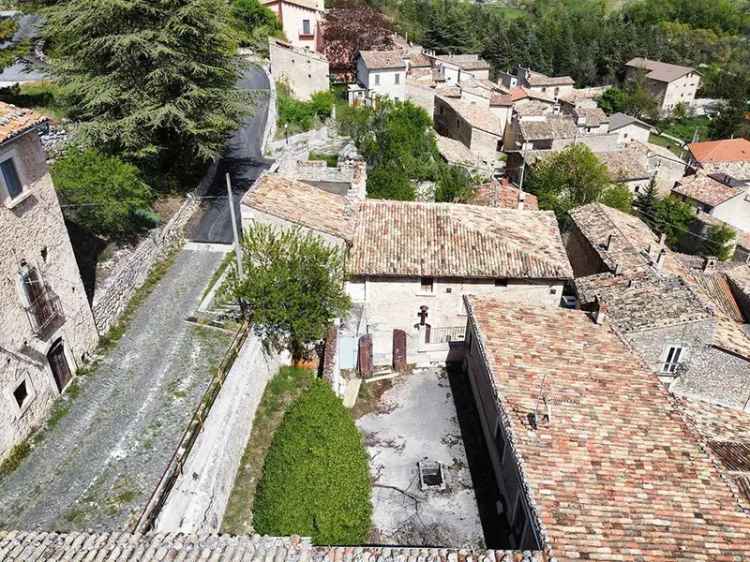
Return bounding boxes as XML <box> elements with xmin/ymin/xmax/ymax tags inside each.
<box><xmin>25</xmin><ymin>291</ymin><xmax>63</xmax><ymax>335</ymax></box>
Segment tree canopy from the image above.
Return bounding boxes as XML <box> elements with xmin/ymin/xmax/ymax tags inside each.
<box><xmin>223</xmin><ymin>224</ymin><xmax>351</xmax><ymax>359</ymax></box>
<box><xmin>44</xmin><ymin>0</ymin><xmax>249</xmax><ymax>187</ymax></box>
<box><xmin>231</xmin><ymin>0</ymin><xmax>282</xmax><ymax>51</ymax></box>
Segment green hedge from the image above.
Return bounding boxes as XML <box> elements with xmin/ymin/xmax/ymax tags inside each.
<box><xmin>253</xmin><ymin>380</ymin><xmax>372</xmax><ymax>544</ymax></box>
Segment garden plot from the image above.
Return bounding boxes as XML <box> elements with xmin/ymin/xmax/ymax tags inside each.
<box><xmin>356</xmin><ymin>367</ymin><xmax>485</xmax><ymax>548</ymax></box>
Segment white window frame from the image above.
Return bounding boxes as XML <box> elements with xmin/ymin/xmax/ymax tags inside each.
<box><xmin>0</xmin><ymin>149</ymin><xmax>30</xmax><ymax>208</ymax></box>
<box><xmin>661</xmin><ymin>345</ymin><xmax>684</xmax><ymax>374</ymax></box>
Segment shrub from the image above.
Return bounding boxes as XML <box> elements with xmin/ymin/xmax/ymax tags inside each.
<box><xmin>253</xmin><ymin>381</ymin><xmax>372</xmax><ymax>544</ymax></box>
<box><xmin>366</xmin><ymin>164</ymin><xmax>416</xmax><ymax>200</ymax></box>
<box><xmin>52</xmin><ymin>147</ymin><xmax>156</xmax><ymax>241</ymax></box>
<box><xmin>277</xmin><ymin>86</ymin><xmax>334</xmax><ymax>134</ymax></box>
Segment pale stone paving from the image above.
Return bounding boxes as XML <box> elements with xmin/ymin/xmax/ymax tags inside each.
<box><xmin>0</xmin><ymin>248</ymin><xmax>230</xmax><ymax>532</ymax></box>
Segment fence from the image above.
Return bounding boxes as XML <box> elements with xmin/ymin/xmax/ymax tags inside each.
<box><xmin>133</xmin><ymin>320</ymin><xmax>251</xmax><ymax>533</ymax></box>
<box><xmin>428</xmin><ymin>326</ymin><xmax>466</xmax><ymax>344</ymax></box>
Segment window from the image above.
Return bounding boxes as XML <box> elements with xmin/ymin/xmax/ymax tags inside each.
<box><xmin>662</xmin><ymin>346</ymin><xmax>683</xmax><ymax>374</ymax></box>
<box><xmin>302</xmin><ymin>19</ymin><xmax>311</xmax><ymax>35</ymax></box>
<box><xmin>13</xmin><ymin>380</ymin><xmax>28</xmax><ymax>409</ymax></box>
<box><xmin>0</xmin><ymin>157</ymin><xmax>23</xmax><ymax>201</ymax></box>
<box><xmin>394</xmin><ymin>72</ymin><xmax>400</xmax><ymax>85</ymax></box>
<box><xmin>420</xmin><ymin>277</ymin><xmax>434</xmax><ymax>294</ymax></box>
<box><xmin>374</xmin><ymin>73</ymin><xmax>380</xmax><ymax>86</ymax></box>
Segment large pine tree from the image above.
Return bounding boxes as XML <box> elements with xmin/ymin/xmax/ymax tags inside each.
<box><xmin>45</xmin><ymin>0</ymin><xmax>249</xmax><ymax>185</ymax></box>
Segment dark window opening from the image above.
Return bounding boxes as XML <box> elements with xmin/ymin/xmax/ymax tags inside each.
<box><xmin>420</xmin><ymin>277</ymin><xmax>434</xmax><ymax>293</ymax></box>
<box><xmin>1</xmin><ymin>158</ymin><xmax>22</xmax><ymax>200</ymax></box>
<box><xmin>495</xmin><ymin>279</ymin><xmax>508</xmax><ymax>287</ymax></box>
<box><xmin>302</xmin><ymin>19</ymin><xmax>311</xmax><ymax>35</ymax></box>
<box><xmin>13</xmin><ymin>380</ymin><xmax>28</xmax><ymax>408</ymax></box>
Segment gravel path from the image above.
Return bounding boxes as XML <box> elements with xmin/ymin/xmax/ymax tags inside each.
<box><xmin>0</xmin><ymin>248</ymin><xmax>230</xmax><ymax>532</ymax></box>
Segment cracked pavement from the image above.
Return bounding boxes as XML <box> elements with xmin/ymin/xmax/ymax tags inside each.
<box><xmin>0</xmin><ymin>248</ymin><xmax>230</xmax><ymax>532</ymax></box>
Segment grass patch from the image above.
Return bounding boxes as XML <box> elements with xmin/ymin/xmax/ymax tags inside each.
<box><xmin>649</xmin><ymin>133</ymin><xmax>686</xmax><ymax>158</ymax></box>
<box><xmin>351</xmin><ymin>378</ymin><xmax>393</xmax><ymax>419</ymax></box>
<box><xmin>308</xmin><ymin>151</ymin><xmax>338</xmax><ymax>167</ymax></box>
<box><xmin>201</xmin><ymin>250</ymin><xmax>235</xmax><ymax>302</ymax></box>
<box><xmin>0</xmin><ymin>81</ymin><xmax>69</xmax><ymax>121</ymax></box>
<box><xmin>222</xmin><ymin>366</ymin><xmax>316</xmax><ymax>535</ymax></box>
<box><xmin>0</xmin><ymin>441</ymin><xmax>31</xmax><ymax>479</ymax></box>
<box><xmin>655</xmin><ymin>116</ymin><xmax>710</xmax><ymax>144</ymax></box>
<box><xmin>253</xmin><ymin>380</ymin><xmax>372</xmax><ymax>544</ymax></box>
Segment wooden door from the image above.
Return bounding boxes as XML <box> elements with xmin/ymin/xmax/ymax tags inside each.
<box><xmin>48</xmin><ymin>340</ymin><xmax>72</xmax><ymax>392</ymax></box>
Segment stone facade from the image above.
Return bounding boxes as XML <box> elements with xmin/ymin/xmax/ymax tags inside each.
<box><xmin>269</xmin><ymin>37</ymin><xmax>329</xmax><ymax>102</ymax></box>
<box><xmin>345</xmin><ymin>276</ymin><xmax>563</xmax><ymax>366</ymax></box>
<box><xmin>0</xmin><ymin>130</ymin><xmax>98</xmax><ymax>460</ymax></box>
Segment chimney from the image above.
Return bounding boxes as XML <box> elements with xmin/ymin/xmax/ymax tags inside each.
<box><xmin>606</xmin><ymin>233</ymin><xmax>617</xmax><ymax>251</ymax></box>
<box><xmin>655</xmin><ymin>249</ymin><xmax>667</xmax><ymax>271</ymax></box>
<box><xmin>594</xmin><ymin>297</ymin><xmax>608</xmax><ymax>325</ymax></box>
<box><xmin>703</xmin><ymin>256</ymin><xmax>717</xmax><ymax>272</ymax></box>
<box><xmin>614</xmin><ymin>263</ymin><xmax>623</xmax><ymax>275</ymax></box>
<box><xmin>517</xmin><ymin>189</ymin><xmax>526</xmax><ymax>210</ymax></box>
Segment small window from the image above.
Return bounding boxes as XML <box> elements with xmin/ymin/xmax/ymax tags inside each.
<box><xmin>420</xmin><ymin>277</ymin><xmax>434</xmax><ymax>293</ymax></box>
<box><xmin>302</xmin><ymin>19</ymin><xmax>311</xmax><ymax>35</ymax></box>
<box><xmin>1</xmin><ymin>158</ymin><xmax>23</xmax><ymax>200</ymax></box>
<box><xmin>394</xmin><ymin>72</ymin><xmax>400</xmax><ymax>85</ymax></box>
<box><xmin>662</xmin><ymin>346</ymin><xmax>683</xmax><ymax>374</ymax></box>
<box><xmin>13</xmin><ymin>380</ymin><xmax>28</xmax><ymax>409</ymax></box>
<box><xmin>374</xmin><ymin>74</ymin><xmax>380</xmax><ymax>86</ymax></box>
<box><xmin>495</xmin><ymin>279</ymin><xmax>508</xmax><ymax>287</ymax></box>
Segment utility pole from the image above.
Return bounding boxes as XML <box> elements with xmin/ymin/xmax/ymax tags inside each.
<box><xmin>226</xmin><ymin>173</ymin><xmax>244</xmax><ymax>279</ymax></box>
<box><xmin>519</xmin><ymin>150</ymin><xmax>526</xmax><ymax>191</ymax></box>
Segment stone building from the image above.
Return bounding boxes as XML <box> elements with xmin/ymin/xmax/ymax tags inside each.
<box><xmin>0</xmin><ymin>103</ymin><xmax>98</xmax><ymax>460</ymax></box>
<box><xmin>625</xmin><ymin>57</ymin><xmax>700</xmax><ymax>116</ymax></box>
<box><xmin>433</xmin><ymin>95</ymin><xmax>505</xmax><ymax>165</ymax></box>
<box><xmin>269</xmin><ymin>37</ymin><xmax>329</xmax><ymax>101</ymax></box>
<box><xmin>672</xmin><ymin>171</ymin><xmax>750</xmax><ymax>232</ymax></box>
<box><xmin>428</xmin><ymin>53</ymin><xmax>490</xmax><ymax>85</ymax></box>
<box><xmin>566</xmin><ymin>203</ymin><xmax>750</xmax><ymax>410</ymax></box>
<box><xmin>607</xmin><ymin>112</ymin><xmax>652</xmax><ymax>145</ymax></box>
<box><xmin>262</xmin><ymin>0</ymin><xmax>324</xmax><ymax>50</ymax></box>
<box><xmin>497</xmin><ymin>66</ymin><xmax>575</xmax><ymax>100</ymax></box>
<box><xmin>596</xmin><ymin>150</ymin><xmax>651</xmax><ymax>193</ymax></box>
<box><xmin>687</xmin><ymin>137</ymin><xmax>750</xmax><ymax>181</ymax></box>
<box><xmin>462</xmin><ymin>296</ymin><xmax>750</xmax><ymax>557</ymax></box>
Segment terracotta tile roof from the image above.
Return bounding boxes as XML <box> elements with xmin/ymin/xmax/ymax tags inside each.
<box><xmin>433</xmin><ymin>54</ymin><xmax>490</xmax><ymax>71</ymax></box>
<box><xmin>348</xmin><ymin>200</ymin><xmax>572</xmax><ymax>279</ymax></box>
<box><xmin>518</xmin><ymin>117</ymin><xmax>578</xmax><ymax>142</ymax></box>
<box><xmin>435</xmin><ymin>134</ymin><xmax>477</xmax><ymax>166</ymax></box>
<box><xmin>241</xmin><ymin>175</ymin><xmax>356</xmax><ymax>241</ymax></box>
<box><xmin>685</xmin><ymin>269</ymin><xmax>745</xmax><ymax>322</ymax></box>
<box><xmin>406</xmin><ymin>52</ymin><xmax>431</xmax><ymax>68</ymax></box>
<box><xmin>712</xmin><ymin>317</ymin><xmax>750</xmax><ymax>359</ymax></box>
<box><xmin>359</xmin><ymin>50</ymin><xmax>405</xmax><ymax>70</ymax></box>
<box><xmin>689</xmin><ymin>138</ymin><xmax>750</xmax><ymax>163</ymax></box>
<box><xmin>0</xmin><ymin>102</ymin><xmax>47</xmax><ymax>145</ymax></box>
<box><xmin>596</xmin><ymin>150</ymin><xmax>650</xmax><ymax>181</ymax></box>
<box><xmin>513</xmin><ymin>100</ymin><xmax>551</xmax><ymax>117</ymax></box>
<box><xmin>673</xmin><ymin>173</ymin><xmax>745</xmax><ymax>208</ymax></box>
<box><xmin>509</xmin><ymin>86</ymin><xmax>528</xmax><ymax>102</ymax></box>
<box><xmin>436</xmin><ymin>95</ymin><xmax>503</xmax><ymax>135</ymax></box>
<box><xmin>525</xmin><ymin>71</ymin><xmax>574</xmax><ymax>87</ymax></box>
<box><xmin>728</xmin><ymin>265</ymin><xmax>750</xmax><ymax>299</ymax></box>
<box><xmin>489</xmin><ymin>93</ymin><xmax>512</xmax><ymax>107</ymax></box>
<box><xmin>470</xmin><ymin>179</ymin><xmax>539</xmax><ymax>210</ymax></box>
<box><xmin>626</xmin><ymin>57</ymin><xmax>696</xmax><ymax>83</ymax></box>
<box><xmin>571</xmin><ymin>107</ymin><xmax>608</xmax><ymax>128</ymax></box>
<box><xmin>0</xmin><ymin>531</ymin><xmax>546</xmax><ymax>561</ymax></box>
<box><xmin>465</xmin><ymin>298</ymin><xmax>750</xmax><ymax>561</ymax></box>
<box><xmin>262</xmin><ymin>0</ymin><xmax>323</xmax><ymax>11</ymax></box>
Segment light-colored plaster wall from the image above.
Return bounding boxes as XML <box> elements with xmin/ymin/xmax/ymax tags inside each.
<box><xmin>711</xmin><ymin>193</ymin><xmax>750</xmax><ymax>233</ymax></box>
<box><xmin>470</xmin><ymin>127</ymin><xmax>502</xmax><ymax>164</ymax></box>
<box><xmin>614</xmin><ymin>123</ymin><xmax>650</xmax><ymax>145</ymax></box>
<box><xmin>660</xmin><ymin>72</ymin><xmax>700</xmax><ymax>114</ymax></box>
<box><xmin>357</xmin><ymin>59</ymin><xmax>406</xmax><ymax>101</ymax></box>
<box><xmin>269</xmin><ymin>39</ymin><xmax>329</xmax><ymax>101</ymax></box>
<box><xmin>269</xmin><ymin>1</ymin><xmax>322</xmax><ymax>50</ymax></box>
<box><xmin>0</xmin><ymin>132</ymin><xmax>98</xmax><ymax>459</ymax></box>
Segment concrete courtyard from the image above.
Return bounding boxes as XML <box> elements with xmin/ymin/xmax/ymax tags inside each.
<box><xmin>356</xmin><ymin>367</ymin><xmax>485</xmax><ymax>548</ymax></box>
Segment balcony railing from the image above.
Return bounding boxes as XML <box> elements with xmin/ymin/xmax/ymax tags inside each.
<box><xmin>428</xmin><ymin>326</ymin><xmax>466</xmax><ymax>344</ymax></box>
<box><xmin>25</xmin><ymin>290</ymin><xmax>64</xmax><ymax>335</ymax></box>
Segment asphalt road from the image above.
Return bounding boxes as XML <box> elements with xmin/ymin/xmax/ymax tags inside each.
<box><xmin>186</xmin><ymin>64</ymin><xmax>271</xmax><ymax>243</ymax></box>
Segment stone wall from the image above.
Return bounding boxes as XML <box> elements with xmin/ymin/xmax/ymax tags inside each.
<box><xmin>0</xmin><ymin>131</ymin><xmax>99</xmax><ymax>460</ymax></box>
<box><xmin>91</xmin><ymin>159</ymin><xmax>218</xmax><ymax>335</ymax></box>
<box><xmin>277</xmin><ymin>159</ymin><xmax>367</xmax><ymax>197</ymax></box>
<box><xmin>563</xmin><ymin>225</ymin><xmax>608</xmax><ymax>278</ymax></box>
<box><xmin>269</xmin><ymin>38</ymin><xmax>329</xmax><ymax>102</ymax></box>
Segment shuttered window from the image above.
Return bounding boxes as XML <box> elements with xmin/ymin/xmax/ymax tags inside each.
<box><xmin>1</xmin><ymin>158</ymin><xmax>23</xmax><ymax>200</ymax></box>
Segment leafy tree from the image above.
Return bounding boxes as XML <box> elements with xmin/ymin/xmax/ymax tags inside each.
<box><xmin>366</xmin><ymin>164</ymin><xmax>416</xmax><ymax>200</ymax></box>
<box><xmin>526</xmin><ymin>144</ymin><xmax>611</xmax><ymax>223</ymax></box>
<box><xmin>651</xmin><ymin>196</ymin><xmax>695</xmax><ymax>247</ymax></box>
<box><xmin>622</xmin><ymin>74</ymin><xmax>660</xmax><ymax>120</ymax></box>
<box><xmin>253</xmin><ymin>380</ymin><xmax>372</xmax><ymax>544</ymax></box>
<box><xmin>702</xmin><ymin>223</ymin><xmax>736</xmax><ymax>261</ymax></box>
<box><xmin>231</xmin><ymin>0</ymin><xmax>282</xmax><ymax>51</ymax></box>
<box><xmin>435</xmin><ymin>164</ymin><xmax>475</xmax><ymax>203</ymax></box>
<box><xmin>599</xmin><ymin>184</ymin><xmax>634</xmax><ymax>214</ymax></box>
<box><xmin>52</xmin><ymin>147</ymin><xmax>156</xmax><ymax>241</ymax></box>
<box><xmin>277</xmin><ymin>84</ymin><xmax>334</xmax><ymax>133</ymax></box>
<box><xmin>0</xmin><ymin>17</ymin><xmax>30</xmax><ymax>72</ymax></box>
<box><xmin>44</xmin><ymin>0</ymin><xmax>249</xmax><ymax>187</ymax></box>
<box><xmin>223</xmin><ymin>224</ymin><xmax>351</xmax><ymax>360</ymax></box>
<box><xmin>322</xmin><ymin>2</ymin><xmax>393</xmax><ymax>76</ymax></box>
<box><xmin>596</xmin><ymin>87</ymin><xmax>627</xmax><ymax>115</ymax></box>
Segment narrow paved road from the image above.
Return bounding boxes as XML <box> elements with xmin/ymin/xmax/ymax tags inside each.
<box><xmin>0</xmin><ymin>249</ymin><xmax>230</xmax><ymax>532</ymax></box>
<box><xmin>187</xmin><ymin>64</ymin><xmax>271</xmax><ymax>243</ymax></box>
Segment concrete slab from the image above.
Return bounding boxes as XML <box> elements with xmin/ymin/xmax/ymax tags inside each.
<box><xmin>342</xmin><ymin>378</ymin><xmax>362</xmax><ymax>408</ymax></box>
<box><xmin>356</xmin><ymin>367</ymin><xmax>484</xmax><ymax>548</ymax></box>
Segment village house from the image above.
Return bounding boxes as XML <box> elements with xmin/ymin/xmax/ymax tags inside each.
<box><xmin>428</xmin><ymin>53</ymin><xmax>491</xmax><ymax>85</ymax></box>
<box><xmin>672</xmin><ymin>171</ymin><xmax>750</xmax><ymax>232</ymax></box>
<box><xmin>625</xmin><ymin>57</ymin><xmax>701</xmax><ymax>115</ymax></box>
<box><xmin>468</xmin><ymin>179</ymin><xmax>538</xmax><ymax>210</ymax></box>
<box><xmin>607</xmin><ymin>112</ymin><xmax>652</xmax><ymax>145</ymax></box>
<box><xmin>241</xmin><ymin>174</ymin><xmax>572</xmax><ymax>369</ymax></box>
<box><xmin>262</xmin><ymin>0</ymin><xmax>324</xmax><ymax>51</ymax></box>
<box><xmin>462</xmin><ymin>296</ymin><xmax>750</xmax><ymax>557</ymax></box>
<box><xmin>688</xmin><ymin>137</ymin><xmax>750</xmax><ymax>181</ymax></box>
<box><xmin>564</xmin><ymin>106</ymin><xmax>609</xmax><ymax>135</ymax></box>
<box><xmin>433</xmin><ymin>95</ymin><xmax>506</xmax><ymax>165</ymax></box>
<box><xmin>268</xmin><ymin>37</ymin><xmax>329</xmax><ymax>101</ymax></box>
<box><xmin>566</xmin><ymin>203</ymin><xmax>750</xmax><ymax>410</ymax></box>
<box><xmin>350</xmin><ymin>50</ymin><xmax>406</xmax><ymax>104</ymax></box>
<box><xmin>502</xmin><ymin>114</ymin><xmax>579</xmax><ymax>152</ymax></box>
<box><xmin>625</xmin><ymin>139</ymin><xmax>687</xmax><ymax>195</ymax></box>
<box><xmin>435</xmin><ymin>134</ymin><xmax>480</xmax><ymax>170</ymax></box>
<box><xmin>596</xmin><ymin>150</ymin><xmax>651</xmax><ymax>193</ymax></box>
<box><xmin>497</xmin><ymin>66</ymin><xmax>575</xmax><ymax>100</ymax></box>
<box><xmin>0</xmin><ymin>103</ymin><xmax>99</xmax><ymax>460</ymax></box>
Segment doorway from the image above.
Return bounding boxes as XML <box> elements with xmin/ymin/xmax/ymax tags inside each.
<box><xmin>48</xmin><ymin>339</ymin><xmax>72</xmax><ymax>392</ymax></box>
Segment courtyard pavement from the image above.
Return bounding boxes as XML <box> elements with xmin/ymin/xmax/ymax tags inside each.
<box><xmin>0</xmin><ymin>248</ymin><xmax>230</xmax><ymax>532</ymax></box>
<box><xmin>356</xmin><ymin>368</ymin><xmax>485</xmax><ymax>548</ymax></box>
